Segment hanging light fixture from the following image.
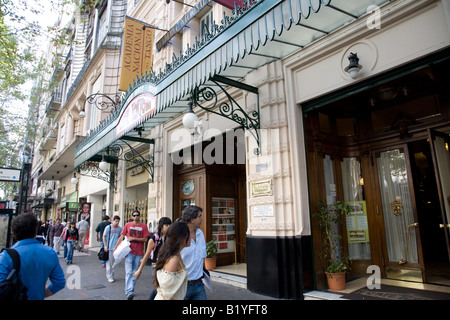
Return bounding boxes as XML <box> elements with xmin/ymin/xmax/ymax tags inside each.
<box><xmin>99</xmin><ymin>155</ymin><xmax>108</xmax><ymax>171</ymax></box>
<box><xmin>182</xmin><ymin>101</ymin><xmax>198</xmax><ymax>129</ymax></box>
<box><xmin>70</xmin><ymin>173</ymin><xmax>79</xmax><ymax>184</ymax></box>
<box><xmin>344</xmin><ymin>52</ymin><xmax>362</xmax><ymax>79</ymax></box>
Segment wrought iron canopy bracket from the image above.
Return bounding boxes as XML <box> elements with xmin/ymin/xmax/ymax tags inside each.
<box><xmin>76</xmin><ymin>161</ymin><xmax>118</xmax><ymax>193</ymax></box>
<box><xmin>106</xmin><ymin>137</ymin><xmax>155</xmax><ymax>183</ymax></box>
<box><xmin>77</xmin><ymin>136</ymin><xmax>155</xmax><ymax>190</ymax></box>
<box><xmin>83</xmin><ymin>92</ymin><xmax>121</xmax><ymax>112</ymax></box>
<box><xmin>191</xmin><ymin>75</ymin><xmax>261</xmax><ymax>155</ymax></box>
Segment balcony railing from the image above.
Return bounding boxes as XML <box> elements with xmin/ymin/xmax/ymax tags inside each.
<box><xmin>45</xmin><ymin>90</ymin><xmax>63</xmax><ymax>117</ymax></box>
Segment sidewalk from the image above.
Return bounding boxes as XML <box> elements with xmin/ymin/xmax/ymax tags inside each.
<box><xmin>47</xmin><ymin>247</ymin><xmax>278</xmax><ymax>300</ymax></box>
<box><xmin>46</xmin><ymin>247</ymin><xmax>450</xmax><ymax>301</ymax></box>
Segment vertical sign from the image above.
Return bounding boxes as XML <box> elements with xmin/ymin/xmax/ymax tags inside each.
<box><xmin>119</xmin><ymin>17</ymin><xmax>154</xmax><ymax>91</ymax></box>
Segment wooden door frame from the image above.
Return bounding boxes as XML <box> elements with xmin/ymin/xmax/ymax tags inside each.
<box><xmin>428</xmin><ymin>129</ymin><xmax>450</xmax><ymax>262</ymax></box>
<box><xmin>370</xmin><ymin>144</ymin><xmax>425</xmax><ymax>279</ymax></box>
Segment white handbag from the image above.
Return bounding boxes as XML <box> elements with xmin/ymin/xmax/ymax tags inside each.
<box><xmin>113</xmin><ymin>236</ymin><xmax>131</xmax><ymax>262</ymax></box>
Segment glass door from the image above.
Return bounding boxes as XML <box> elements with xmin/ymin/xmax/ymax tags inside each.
<box><xmin>374</xmin><ymin>146</ymin><xmax>424</xmax><ymax>281</ymax></box>
<box><xmin>428</xmin><ymin>130</ymin><xmax>450</xmax><ymax>262</ymax></box>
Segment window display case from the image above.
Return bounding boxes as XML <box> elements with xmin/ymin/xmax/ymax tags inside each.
<box><xmin>212</xmin><ymin>197</ymin><xmax>235</xmax><ymax>253</ymax></box>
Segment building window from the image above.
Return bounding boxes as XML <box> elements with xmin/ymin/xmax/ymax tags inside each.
<box><xmin>200</xmin><ymin>10</ymin><xmax>213</xmax><ymax>38</ymax></box>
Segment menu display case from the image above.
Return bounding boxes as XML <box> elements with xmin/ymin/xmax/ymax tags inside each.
<box><xmin>212</xmin><ymin>197</ymin><xmax>235</xmax><ymax>253</ymax></box>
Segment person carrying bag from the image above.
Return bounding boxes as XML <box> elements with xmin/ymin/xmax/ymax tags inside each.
<box><xmin>113</xmin><ymin>236</ymin><xmax>131</xmax><ymax>262</ymax></box>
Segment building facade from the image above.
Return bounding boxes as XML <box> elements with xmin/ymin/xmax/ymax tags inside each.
<box><xmin>31</xmin><ymin>0</ymin><xmax>127</xmax><ymax>245</ymax></box>
<box><xmin>30</xmin><ymin>0</ymin><xmax>450</xmax><ymax>299</ymax></box>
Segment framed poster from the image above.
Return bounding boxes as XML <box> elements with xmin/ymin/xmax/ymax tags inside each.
<box><xmin>345</xmin><ymin>201</ymin><xmax>370</xmax><ymax>243</ymax></box>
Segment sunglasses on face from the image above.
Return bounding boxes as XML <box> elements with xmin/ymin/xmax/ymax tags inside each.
<box><xmin>133</xmin><ymin>214</ymin><xmax>140</xmax><ymax>217</ymax></box>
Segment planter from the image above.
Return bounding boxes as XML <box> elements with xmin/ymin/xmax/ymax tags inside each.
<box><xmin>325</xmin><ymin>272</ymin><xmax>346</xmax><ymax>291</ymax></box>
<box><xmin>204</xmin><ymin>257</ymin><xmax>217</xmax><ymax>270</ymax></box>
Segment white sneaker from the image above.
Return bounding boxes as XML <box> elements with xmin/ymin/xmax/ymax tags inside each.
<box><xmin>108</xmin><ymin>278</ymin><xmax>114</xmax><ymax>283</ymax></box>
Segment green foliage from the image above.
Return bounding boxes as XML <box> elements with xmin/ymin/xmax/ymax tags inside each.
<box><xmin>206</xmin><ymin>240</ymin><xmax>217</xmax><ymax>258</ymax></box>
<box><xmin>314</xmin><ymin>201</ymin><xmax>351</xmax><ymax>274</ymax></box>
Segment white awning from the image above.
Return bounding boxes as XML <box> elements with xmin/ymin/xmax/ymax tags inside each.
<box><xmin>75</xmin><ymin>0</ymin><xmax>390</xmax><ymax>167</ymax></box>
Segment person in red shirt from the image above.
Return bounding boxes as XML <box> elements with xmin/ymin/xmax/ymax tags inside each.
<box><xmin>114</xmin><ymin>210</ymin><xmax>150</xmax><ymax>300</ymax></box>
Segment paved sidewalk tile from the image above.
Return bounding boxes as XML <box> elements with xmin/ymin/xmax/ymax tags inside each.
<box><xmin>47</xmin><ymin>248</ymin><xmax>277</xmax><ymax>301</ymax></box>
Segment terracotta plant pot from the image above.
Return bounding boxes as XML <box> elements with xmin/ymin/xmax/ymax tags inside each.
<box><xmin>204</xmin><ymin>257</ymin><xmax>217</xmax><ymax>270</ymax></box>
<box><xmin>325</xmin><ymin>272</ymin><xmax>346</xmax><ymax>291</ymax></box>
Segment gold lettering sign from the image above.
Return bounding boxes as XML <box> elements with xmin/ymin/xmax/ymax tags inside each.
<box><xmin>119</xmin><ymin>17</ymin><xmax>154</xmax><ymax>91</ymax></box>
<box><xmin>251</xmin><ymin>180</ymin><xmax>272</xmax><ymax>197</ymax></box>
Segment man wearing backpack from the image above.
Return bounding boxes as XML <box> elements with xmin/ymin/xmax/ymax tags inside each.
<box><xmin>0</xmin><ymin>213</ymin><xmax>66</xmax><ymax>300</ymax></box>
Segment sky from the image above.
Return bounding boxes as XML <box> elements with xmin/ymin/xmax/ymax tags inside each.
<box><xmin>0</xmin><ymin>1</ymin><xmax>63</xmax><ymax>199</ymax></box>
<box><xmin>6</xmin><ymin>1</ymin><xmax>65</xmax><ymax>120</ymax></box>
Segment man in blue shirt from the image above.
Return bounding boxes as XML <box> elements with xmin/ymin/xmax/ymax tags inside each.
<box><xmin>180</xmin><ymin>205</ymin><xmax>207</xmax><ymax>300</ymax></box>
<box><xmin>103</xmin><ymin>215</ymin><xmax>122</xmax><ymax>282</ymax></box>
<box><xmin>0</xmin><ymin>213</ymin><xmax>66</xmax><ymax>300</ymax></box>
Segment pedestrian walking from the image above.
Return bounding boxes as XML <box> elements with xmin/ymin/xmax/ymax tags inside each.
<box><xmin>51</xmin><ymin>219</ymin><xmax>65</xmax><ymax>255</ymax></box>
<box><xmin>102</xmin><ymin>215</ymin><xmax>122</xmax><ymax>282</ymax></box>
<box><xmin>114</xmin><ymin>210</ymin><xmax>150</xmax><ymax>300</ymax></box>
<box><xmin>0</xmin><ymin>213</ymin><xmax>66</xmax><ymax>300</ymax></box>
<box><xmin>135</xmin><ymin>217</ymin><xmax>172</xmax><ymax>299</ymax></box>
<box><xmin>95</xmin><ymin>215</ymin><xmax>110</xmax><ymax>267</ymax></box>
<box><xmin>64</xmin><ymin>222</ymin><xmax>79</xmax><ymax>265</ymax></box>
<box><xmin>180</xmin><ymin>205</ymin><xmax>207</xmax><ymax>300</ymax></box>
<box><xmin>36</xmin><ymin>221</ymin><xmax>46</xmax><ymax>244</ymax></box>
<box><xmin>76</xmin><ymin>216</ymin><xmax>89</xmax><ymax>252</ymax></box>
<box><xmin>46</xmin><ymin>220</ymin><xmax>53</xmax><ymax>247</ymax></box>
<box><xmin>58</xmin><ymin>224</ymin><xmax>69</xmax><ymax>260</ymax></box>
<box><xmin>153</xmin><ymin>221</ymin><xmax>190</xmax><ymax>300</ymax></box>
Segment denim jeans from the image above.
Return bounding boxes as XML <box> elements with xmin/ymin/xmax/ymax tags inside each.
<box><xmin>184</xmin><ymin>281</ymin><xmax>207</xmax><ymax>300</ymax></box>
<box><xmin>62</xmin><ymin>240</ymin><xmax>67</xmax><ymax>259</ymax></box>
<box><xmin>124</xmin><ymin>254</ymin><xmax>141</xmax><ymax>296</ymax></box>
<box><xmin>66</xmin><ymin>240</ymin><xmax>74</xmax><ymax>262</ymax></box>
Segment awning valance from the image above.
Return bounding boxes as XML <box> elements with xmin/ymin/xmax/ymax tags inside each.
<box><xmin>75</xmin><ymin>0</ymin><xmax>390</xmax><ymax>168</ymax></box>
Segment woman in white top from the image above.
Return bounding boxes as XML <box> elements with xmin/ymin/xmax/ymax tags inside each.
<box><xmin>154</xmin><ymin>221</ymin><xmax>191</xmax><ymax>300</ymax></box>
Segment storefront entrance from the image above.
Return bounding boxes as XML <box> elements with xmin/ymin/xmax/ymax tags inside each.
<box><xmin>173</xmin><ymin>137</ymin><xmax>247</xmax><ymax>267</ymax></box>
<box><xmin>373</xmin><ymin>136</ymin><xmax>450</xmax><ymax>285</ymax></box>
<box><xmin>305</xmin><ymin>53</ymin><xmax>450</xmax><ymax>289</ymax></box>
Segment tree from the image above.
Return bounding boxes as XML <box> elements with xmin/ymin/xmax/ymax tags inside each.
<box><xmin>0</xmin><ymin>0</ymin><xmax>74</xmax><ymax>199</ymax></box>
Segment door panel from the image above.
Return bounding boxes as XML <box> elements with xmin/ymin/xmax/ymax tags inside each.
<box><xmin>375</xmin><ymin>148</ymin><xmax>420</xmax><ymax>264</ymax></box>
<box><xmin>428</xmin><ymin>129</ymin><xmax>450</xmax><ymax>262</ymax></box>
<box><xmin>374</xmin><ymin>146</ymin><xmax>424</xmax><ymax>282</ymax></box>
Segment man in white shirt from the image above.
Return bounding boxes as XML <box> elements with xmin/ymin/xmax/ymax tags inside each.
<box><xmin>76</xmin><ymin>217</ymin><xmax>89</xmax><ymax>252</ymax></box>
<box><xmin>180</xmin><ymin>205</ymin><xmax>207</xmax><ymax>300</ymax></box>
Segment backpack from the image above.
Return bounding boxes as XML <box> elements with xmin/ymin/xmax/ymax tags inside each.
<box><xmin>150</xmin><ymin>232</ymin><xmax>161</xmax><ymax>263</ymax></box>
<box><xmin>0</xmin><ymin>248</ymin><xmax>28</xmax><ymax>300</ymax></box>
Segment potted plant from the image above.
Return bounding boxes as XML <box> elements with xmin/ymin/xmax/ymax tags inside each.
<box><xmin>204</xmin><ymin>240</ymin><xmax>217</xmax><ymax>270</ymax></box>
<box><xmin>314</xmin><ymin>201</ymin><xmax>351</xmax><ymax>291</ymax></box>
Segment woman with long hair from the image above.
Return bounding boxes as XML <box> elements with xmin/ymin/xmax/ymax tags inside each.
<box><xmin>153</xmin><ymin>221</ymin><xmax>191</xmax><ymax>300</ymax></box>
<box><xmin>64</xmin><ymin>222</ymin><xmax>79</xmax><ymax>265</ymax></box>
<box><xmin>135</xmin><ymin>217</ymin><xmax>172</xmax><ymax>280</ymax></box>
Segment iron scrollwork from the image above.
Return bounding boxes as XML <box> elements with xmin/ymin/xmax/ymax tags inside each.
<box><xmin>107</xmin><ymin>140</ymin><xmax>155</xmax><ymax>183</ymax></box>
<box><xmin>192</xmin><ymin>78</ymin><xmax>261</xmax><ymax>155</ymax></box>
<box><xmin>77</xmin><ymin>161</ymin><xmax>117</xmax><ymax>193</ymax></box>
<box><xmin>85</xmin><ymin>92</ymin><xmax>121</xmax><ymax>112</ymax></box>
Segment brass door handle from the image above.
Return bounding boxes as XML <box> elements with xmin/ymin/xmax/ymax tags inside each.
<box><xmin>439</xmin><ymin>224</ymin><xmax>450</xmax><ymax>228</ymax></box>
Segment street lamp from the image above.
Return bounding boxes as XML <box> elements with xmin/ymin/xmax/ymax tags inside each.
<box><xmin>344</xmin><ymin>52</ymin><xmax>362</xmax><ymax>79</ymax></box>
<box><xmin>70</xmin><ymin>173</ymin><xmax>78</xmax><ymax>184</ymax></box>
<box><xmin>182</xmin><ymin>101</ymin><xmax>198</xmax><ymax>129</ymax></box>
<box><xmin>99</xmin><ymin>155</ymin><xmax>108</xmax><ymax>171</ymax></box>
